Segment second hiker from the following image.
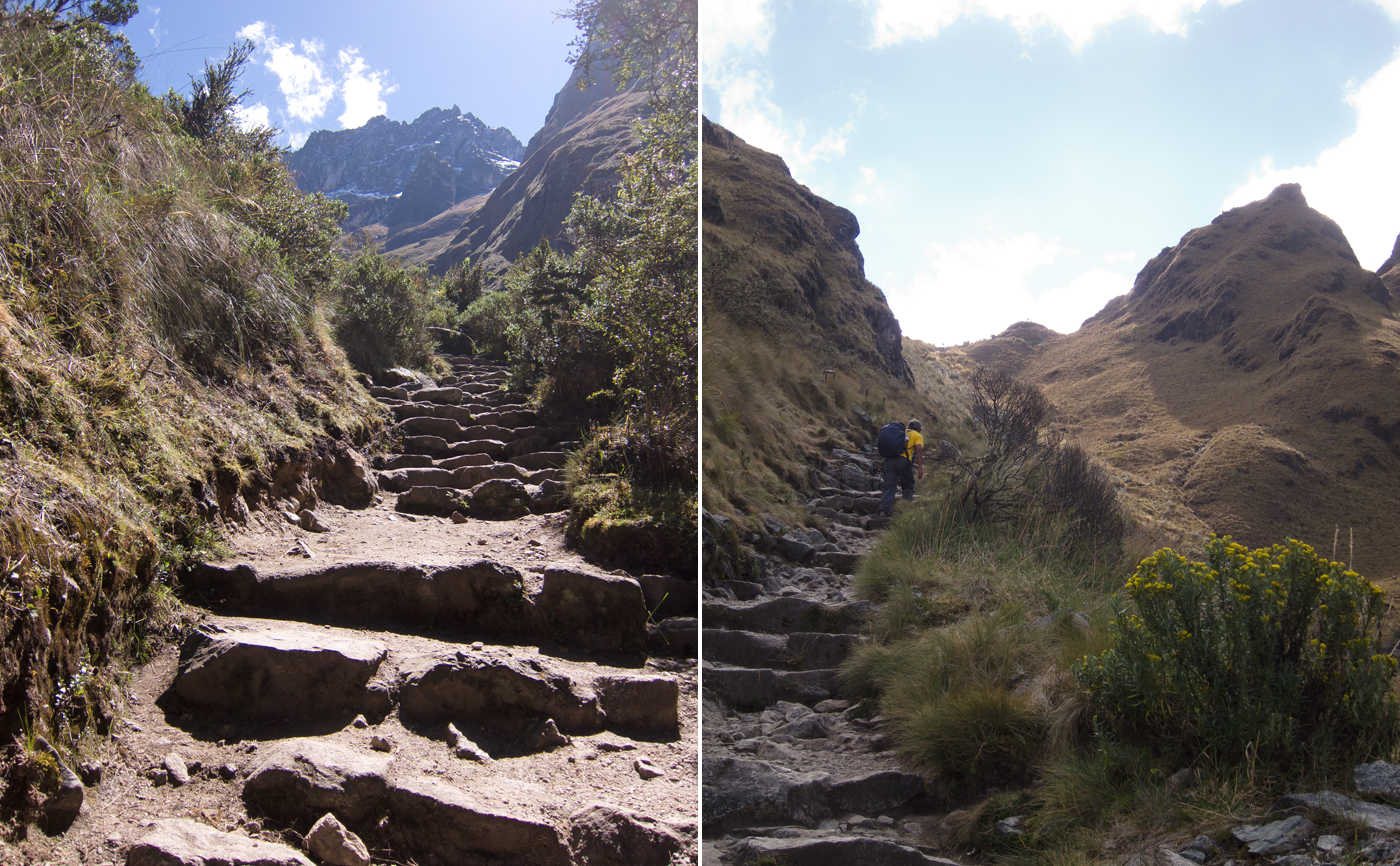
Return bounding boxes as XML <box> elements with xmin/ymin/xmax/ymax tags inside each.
<box><xmin>878</xmin><ymin>418</ymin><xmax>923</xmax><ymax>518</ymax></box>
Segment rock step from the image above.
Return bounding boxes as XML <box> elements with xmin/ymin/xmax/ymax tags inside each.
<box><xmin>239</xmin><ymin>739</ymin><xmax>688</xmax><ymax>866</ymax></box>
<box><xmin>387</xmin><ymin>402</ymin><xmax>538</xmax><ymax>428</ymax></box>
<box><xmin>395</xmin><ymin>416</ymin><xmax>548</xmax><ymax>444</ymax></box>
<box><xmin>172</xmin><ymin>618</ymin><xmax>679</xmax><ymax>735</ymax></box>
<box><xmin>702</xmin><ymin>597</ymin><xmax>872</xmax><ymax>636</ymax></box>
<box><xmin>704</xmin><ymin>757</ymin><xmax>926</xmax><ymax>837</ymax></box>
<box><xmin>185</xmin><ymin>562</ymin><xmax>650</xmax><ymax>655</ymax></box>
<box><xmin>732</xmin><ymin>835</ymin><xmax>958</xmax><ymax>866</ymax></box>
<box><xmin>703</xmin><ymin>629</ymin><xmax>860</xmax><ymax>671</ymax></box>
<box><xmin>377</xmin><ymin>464</ymin><xmax>564</xmax><ymax>493</ymax></box>
<box><xmin>402</xmin><ymin>436</ymin><xmax>507</xmax><ymax>459</ymax></box>
<box><xmin>397</xmin><ymin>478</ymin><xmax>566</xmax><ymax>517</ymax></box>
<box><xmin>702</xmin><ymin>663</ymin><xmax>841</xmax><ymax>708</ymax></box>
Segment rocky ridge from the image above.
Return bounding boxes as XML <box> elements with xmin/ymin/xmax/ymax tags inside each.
<box><xmin>6</xmin><ymin>357</ymin><xmax>697</xmax><ymax>866</ymax></box>
<box><xmin>428</xmin><ymin>63</ymin><xmax>649</xmax><ymax>275</ymax></box>
<box><xmin>286</xmin><ymin>106</ymin><xmax>524</xmax><ymax>228</ymax></box>
<box><xmin>702</xmin><ymin>440</ymin><xmax>965</xmax><ymax>865</ymax></box>
<box><xmin>956</xmin><ymin>185</ymin><xmax>1400</xmax><ymax>578</ymax></box>
<box><xmin>702</xmin><ymin>118</ymin><xmax>911</xmax><ymax>385</ymax></box>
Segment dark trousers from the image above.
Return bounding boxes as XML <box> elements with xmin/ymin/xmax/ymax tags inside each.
<box><xmin>880</xmin><ymin>456</ymin><xmax>915</xmax><ymax>517</ymax></box>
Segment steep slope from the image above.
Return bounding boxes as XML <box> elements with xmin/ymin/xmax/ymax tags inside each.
<box><xmin>286</xmin><ymin>105</ymin><xmax>523</xmax><ymax>227</ymax></box>
<box><xmin>957</xmin><ymin>184</ymin><xmax>1400</xmax><ymax>577</ymax></box>
<box><xmin>703</xmin><ymin>119</ymin><xmax>910</xmax><ymax>384</ymax></box>
<box><xmin>429</xmin><ymin>64</ymin><xmax>648</xmax><ymax>274</ymax></box>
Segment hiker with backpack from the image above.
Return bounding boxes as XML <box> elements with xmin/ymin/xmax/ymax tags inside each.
<box><xmin>878</xmin><ymin>419</ymin><xmax>923</xmax><ymax>518</ymax></box>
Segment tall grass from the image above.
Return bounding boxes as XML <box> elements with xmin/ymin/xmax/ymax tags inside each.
<box><xmin>0</xmin><ymin>13</ymin><xmax>381</xmax><ymax>815</ymax></box>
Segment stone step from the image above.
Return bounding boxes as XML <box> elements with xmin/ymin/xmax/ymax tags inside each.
<box><xmin>412</xmin><ymin>386</ymin><xmax>467</xmax><ymax>405</ymax></box>
<box><xmin>377</xmin><ymin>464</ymin><xmax>563</xmax><ymax>494</ymax></box>
<box><xmin>174</xmin><ymin>624</ymin><xmax>392</xmax><ymax>726</ymax></box>
<box><xmin>242</xmin><ymin>737</ymin><xmax>687</xmax><ymax>866</ymax></box>
<box><xmin>370</xmin><ymin>385</ymin><xmax>410</xmax><ymax>401</ymax></box>
<box><xmin>394</xmin><ymin>417</ymin><xmax>546</xmax><ymax>446</ymax></box>
<box><xmin>509</xmin><ymin>451</ymin><xmax>570</xmax><ymax>471</ymax></box>
<box><xmin>702</xmin><ymin>597</ymin><xmax>871</xmax><ymax>636</ymax></box>
<box><xmin>377</xmin><ymin>453</ymin><xmax>436</xmax><ymax>470</ymax></box>
<box><xmin>702</xmin><ymin>630</ymin><xmax>861</xmax><ymax>671</ymax></box>
<box><xmin>402</xmin><ymin>435</ymin><xmax>506</xmax><ymax>460</ymax></box>
<box><xmin>397</xmin><ymin>651</ymin><xmax>678</xmax><ymax>735</ymax></box>
<box><xmin>731</xmin><ymin>835</ymin><xmax>954</xmax><ymax>866</ymax></box>
<box><xmin>396</xmin><ymin>480</ymin><xmax>566</xmax><ymax>517</ymax></box>
<box><xmin>704</xmin><ymin>759</ymin><xmax>927</xmax><ymax>841</ymax></box>
<box><xmin>171</xmin><ymin>618</ymin><xmax>678</xmax><ymax>738</ymax></box>
<box><xmin>701</xmin><ymin>663</ymin><xmax>841</xmax><ymax>708</ymax></box>
<box><xmin>184</xmin><ymin>563</ymin><xmax>649</xmax><ymax>655</ymax></box>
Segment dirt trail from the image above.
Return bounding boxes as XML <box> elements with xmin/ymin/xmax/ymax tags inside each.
<box><xmin>9</xmin><ymin>357</ymin><xmax>697</xmax><ymax>866</ymax></box>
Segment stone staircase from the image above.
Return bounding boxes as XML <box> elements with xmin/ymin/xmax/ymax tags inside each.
<box><xmin>370</xmin><ymin>356</ymin><xmax>570</xmax><ymax>518</ymax></box>
<box><xmin>96</xmin><ymin>357</ymin><xmax>698</xmax><ymax>866</ymax></box>
<box><xmin>702</xmin><ymin>446</ymin><xmax>958</xmax><ymax>865</ymax></box>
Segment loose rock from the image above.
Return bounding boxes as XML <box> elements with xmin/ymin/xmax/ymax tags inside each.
<box><xmin>307</xmin><ymin>812</ymin><xmax>372</xmax><ymax>866</ymax></box>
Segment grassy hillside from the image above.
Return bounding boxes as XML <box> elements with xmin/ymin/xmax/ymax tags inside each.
<box><xmin>700</xmin><ymin>119</ymin><xmax>956</xmax><ymax>533</ymax></box>
<box><xmin>0</xmin><ymin>8</ymin><xmax>385</xmax><ymax>820</ymax></box>
<box><xmin>957</xmin><ymin>184</ymin><xmax>1400</xmax><ymax>582</ymax></box>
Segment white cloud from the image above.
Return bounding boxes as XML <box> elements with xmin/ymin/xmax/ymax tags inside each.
<box><xmin>146</xmin><ymin>5</ymin><xmax>163</xmax><ymax>47</ymax></box>
<box><xmin>863</xmin><ymin>0</ymin><xmax>1245</xmax><ymax>51</ymax></box>
<box><xmin>337</xmin><ymin>49</ymin><xmax>394</xmax><ymax>129</ymax></box>
<box><xmin>891</xmin><ymin>233</ymin><xmax>1129</xmax><ymax>344</ymax></box>
<box><xmin>1221</xmin><ymin>50</ymin><xmax>1400</xmax><ymax>270</ymax></box>
<box><xmin>703</xmin><ymin>1</ymin><xmax>861</xmax><ymax>183</ymax></box>
<box><xmin>850</xmin><ymin>166</ymin><xmax>888</xmax><ymax>206</ymax></box>
<box><xmin>232</xmin><ymin>102</ymin><xmax>270</xmax><ymax>131</ymax></box>
<box><xmin>1103</xmin><ymin>250</ymin><xmax>1136</xmax><ymax>263</ymax></box>
<box><xmin>239</xmin><ymin>22</ymin><xmax>336</xmax><ymax>123</ymax></box>
<box><xmin>238</xmin><ymin>22</ymin><xmax>395</xmax><ymax>145</ymax></box>
<box><xmin>1372</xmin><ymin>0</ymin><xmax>1400</xmax><ymax>20</ymax></box>
<box><xmin>702</xmin><ymin>0</ymin><xmax>774</xmax><ymax>71</ymax></box>
<box><xmin>709</xmin><ymin>66</ymin><xmax>861</xmax><ymax>180</ymax></box>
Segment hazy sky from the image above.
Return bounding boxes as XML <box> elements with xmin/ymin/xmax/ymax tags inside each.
<box><xmin>124</xmin><ymin>2</ymin><xmax>580</xmax><ymax>150</ymax></box>
<box><xmin>703</xmin><ymin>0</ymin><xmax>1400</xmax><ymax>346</ymax></box>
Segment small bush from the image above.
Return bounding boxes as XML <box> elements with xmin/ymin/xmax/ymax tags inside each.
<box><xmin>1075</xmin><ymin>535</ymin><xmax>1400</xmax><ymax>773</ymax></box>
<box><xmin>333</xmin><ymin>247</ymin><xmax>448</xmax><ymax>374</ymax></box>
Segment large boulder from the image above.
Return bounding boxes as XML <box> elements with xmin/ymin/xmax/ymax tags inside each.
<box><xmin>568</xmin><ymin>803</ymin><xmax>687</xmax><ymax>866</ymax></box>
<box><xmin>469</xmin><ymin>477</ymin><xmax>531</xmax><ymax>518</ymax></box>
<box><xmin>242</xmin><ymin>738</ymin><xmax>393</xmax><ymax>828</ymax></box>
<box><xmin>313</xmin><ymin>443</ymin><xmax>379</xmax><ymax>509</ymax></box>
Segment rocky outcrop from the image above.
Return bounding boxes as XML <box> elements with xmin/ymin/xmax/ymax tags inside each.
<box><xmin>962</xmin><ymin>183</ymin><xmax>1400</xmax><ymax>576</ymax></box>
<box><xmin>431</xmin><ymin>64</ymin><xmax>648</xmax><ymax>275</ymax></box>
<box><xmin>385</xmin><ymin>150</ymin><xmax>457</xmax><ymax>227</ymax></box>
<box><xmin>286</xmin><ymin>105</ymin><xmax>523</xmax><ymax>227</ymax></box>
<box><xmin>702</xmin><ymin>117</ymin><xmax>912</xmax><ymax>385</ymax></box>
<box><xmin>1381</xmin><ymin>231</ymin><xmax>1400</xmax><ymax>293</ymax></box>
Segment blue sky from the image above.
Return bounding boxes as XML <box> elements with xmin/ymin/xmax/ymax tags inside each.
<box><xmin>124</xmin><ymin>2</ymin><xmax>580</xmax><ymax>150</ymax></box>
<box><xmin>703</xmin><ymin>0</ymin><xmax>1400</xmax><ymax>346</ymax></box>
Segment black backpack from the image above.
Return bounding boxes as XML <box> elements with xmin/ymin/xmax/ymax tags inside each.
<box><xmin>877</xmin><ymin>421</ymin><xmax>907</xmax><ymax>459</ymax></box>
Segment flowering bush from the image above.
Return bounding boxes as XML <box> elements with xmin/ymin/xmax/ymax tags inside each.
<box><xmin>1075</xmin><ymin>535</ymin><xmax>1399</xmax><ymax>771</ymax></box>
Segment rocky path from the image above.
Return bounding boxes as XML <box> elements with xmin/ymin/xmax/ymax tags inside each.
<box><xmin>11</xmin><ymin>357</ymin><xmax>697</xmax><ymax>866</ymax></box>
<box><xmin>701</xmin><ymin>446</ymin><xmax>960</xmax><ymax>866</ymax></box>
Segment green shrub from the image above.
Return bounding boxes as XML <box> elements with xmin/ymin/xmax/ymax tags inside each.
<box><xmin>333</xmin><ymin>247</ymin><xmax>448</xmax><ymax>374</ymax></box>
<box><xmin>1075</xmin><ymin>535</ymin><xmax>1400</xmax><ymax>773</ymax></box>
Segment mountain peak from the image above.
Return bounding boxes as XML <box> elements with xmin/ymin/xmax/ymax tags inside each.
<box><xmin>286</xmin><ymin>106</ymin><xmax>524</xmax><ymax>227</ymax></box>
